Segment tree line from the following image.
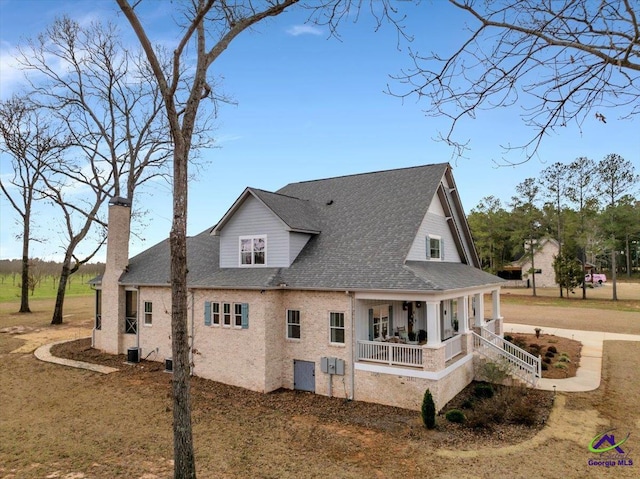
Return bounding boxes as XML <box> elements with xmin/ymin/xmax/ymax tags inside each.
<box><xmin>468</xmin><ymin>154</ymin><xmax>639</xmax><ymax>299</ymax></box>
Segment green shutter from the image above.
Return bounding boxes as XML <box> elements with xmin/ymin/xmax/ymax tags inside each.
<box><xmin>241</xmin><ymin>303</ymin><xmax>249</xmax><ymax>329</ymax></box>
<box><xmin>368</xmin><ymin>308</ymin><xmax>374</xmax><ymax>341</ymax></box>
<box><xmin>388</xmin><ymin>304</ymin><xmax>393</xmax><ymax>333</ymax></box>
<box><xmin>204</xmin><ymin>301</ymin><xmax>212</xmax><ymax>326</ymax></box>
<box><xmin>425</xmin><ymin>236</ymin><xmax>431</xmax><ymax>259</ymax></box>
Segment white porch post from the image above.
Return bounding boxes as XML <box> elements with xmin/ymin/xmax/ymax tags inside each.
<box><xmin>458</xmin><ymin>296</ymin><xmax>469</xmax><ymax>334</ymax></box>
<box><xmin>492</xmin><ymin>289</ymin><xmax>501</xmax><ymax>320</ymax></box>
<box><xmin>426</xmin><ymin>302</ymin><xmax>441</xmax><ymax>346</ymax></box>
<box><xmin>474</xmin><ymin>293</ymin><xmax>484</xmax><ymax>328</ymax></box>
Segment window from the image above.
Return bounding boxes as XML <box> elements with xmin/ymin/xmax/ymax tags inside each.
<box><xmin>427</xmin><ymin>235</ymin><xmax>442</xmax><ymax>260</ymax></box>
<box><xmin>212</xmin><ymin>302</ymin><xmax>220</xmax><ymax>325</ymax></box>
<box><xmin>144</xmin><ymin>301</ymin><xmax>153</xmax><ymax>326</ymax></box>
<box><xmin>234</xmin><ymin>303</ymin><xmax>243</xmax><ymax>328</ymax></box>
<box><xmin>330</xmin><ymin>312</ymin><xmax>345</xmax><ymax>344</ymax></box>
<box><xmin>372</xmin><ymin>305</ymin><xmax>389</xmax><ymax>340</ymax></box>
<box><xmin>287</xmin><ymin>310</ymin><xmax>301</xmax><ymax>339</ymax></box>
<box><xmin>125</xmin><ymin>290</ymin><xmax>138</xmax><ymax>334</ymax></box>
<box><xmin>223</xmin><ymin>303</ymin><xmax>231</xmax><ymax>326</ymax></box>
<box><xmin>240</xmin><ymin>236</ymin><xmax>266</xmax><ymax>265</ymax></box>
<box><xmin>95</xmin><ymin>289</ymin><xmax>102</xmax><ymax>330</ymax></box>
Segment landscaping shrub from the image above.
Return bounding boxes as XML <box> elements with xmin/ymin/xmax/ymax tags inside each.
<box><xmin>445</xmin><ymin>409</ymin><xmax>466</xmax><ymax>423</ymax></box>
<box><xmin>547</xmin><ymin>346</ymin><xmax>558</xmax><ymax>354</ymax></box>
<box><xmin>541</xmin><ymin>362</ymin><xmax>548</xmax><ymax>371</ymax></box>
<box><xmin>543</xmin><ymin>357</ymin><xmax>551</xmax><ymax>364</ymax></box>
<box><xmin>545</xmin><ymin>351</ymin><xmax>555</xmax><ymax>358</ymax></box>
<box><xmin>512</xmin><ymin>336</ymin><xmax>528</xmax><ymax>349</ymax></box>
<box><xmin>461</xmin><ymin>399</ymin><xmax>474</xmax><ymax>409</ymax></box>
<box><xmin>554</xmin><ymin>362</ymin><xmax>568</xmax><ymax>370</ymax></box>
<box><xmin>422</xmin><ymin>389</ymin><xmax>436</xmax><ymax>429</ymax></box>
<box><xmin>503</xmin><ymin>334</ymin><xmax>513</xmax><ymax>342</ymax></box>
<box><xmin>558</xmin><ymin>355</ymin><xmax>571</xmax><ymax>363</ymax></box>
<box><xmin>474</xmin><ymin>382</ymin><xmax>494</xmax><ymax>399</ymax></box>
<box><xmin>509</xmin><ymin>398</ymin><xmax>538</xmax><ymax>426</ymax></box>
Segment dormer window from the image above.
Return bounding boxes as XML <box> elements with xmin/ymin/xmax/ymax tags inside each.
<box><xmin>240</xmin><ymin>235</ymin><xmax>266</xmax><ymax>266</ymax></box>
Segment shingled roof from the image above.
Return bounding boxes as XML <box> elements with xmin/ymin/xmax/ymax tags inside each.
<box><xmin>118</xmin><ymin>163</ymin><xmax>502</xmax><ymax>292</ymax></box>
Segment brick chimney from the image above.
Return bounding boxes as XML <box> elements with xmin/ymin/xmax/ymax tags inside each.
<box><xmin>94</xmin><ymin>197</ymin><xmax>132</xmax><ymax>354</ymax></box>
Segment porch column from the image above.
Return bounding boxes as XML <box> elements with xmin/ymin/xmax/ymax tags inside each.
<box><xmin>492</xmin><ymin>289</ymin><xmax>501</xmax><ymax>320</ymax></box>
<box><xmin>458</xmin><ymin>296</ymin><xmax>469</xmax><ymax>334</ymax></box>
<box><xmin>474</xmin><ymin>293</ymin><xmax>484</xmax><ymax>328</ymax></box>
<box><xmin>426</xmin><ymin>302</ymin><xmax>441</xmax><ymax>347</ymax></box>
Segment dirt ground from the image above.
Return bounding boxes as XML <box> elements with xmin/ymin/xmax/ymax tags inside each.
<box><xmin>1</xmin><ymin>294</ymin><xmax>639</xmax><ymax>478</ymax></box>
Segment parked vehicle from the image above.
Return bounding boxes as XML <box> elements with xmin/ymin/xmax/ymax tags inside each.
<box><xmin>585</xmin><ymin>273</ymin><xmax>607</xmax><ymax>284</ymax></box>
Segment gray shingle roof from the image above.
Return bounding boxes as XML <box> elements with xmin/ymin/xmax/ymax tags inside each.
<box><xmin>118</xmin><ymin>163</ymin><xmax>502</xmax><ymax>292</ymax></box>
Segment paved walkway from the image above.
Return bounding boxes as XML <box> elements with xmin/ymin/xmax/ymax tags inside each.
<box><xmin>503</xmin><ymin>322</ymin><xmax>640</xmax><ymax>392</ymax></box>
<box><xmin>34</xmin><ymin>337</ymin><xmax>119</xmax><ymax>374</ymax></box>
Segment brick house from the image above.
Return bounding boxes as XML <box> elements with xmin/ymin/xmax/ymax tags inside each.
<box><xmin>93</xmin><ymin>163</ymin><xmax>537</xmax><ymax>411</ymax></box>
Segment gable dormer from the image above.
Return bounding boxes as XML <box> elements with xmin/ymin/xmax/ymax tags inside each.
<box><xmin>212</xmin><ymin>188</ymin><xmax>320</xmax><ymax>268</ymax></box>
<box><xmin>405</xmin><ymin>165</ymin><xmax>480</xmax><ymax>267</ymax></box>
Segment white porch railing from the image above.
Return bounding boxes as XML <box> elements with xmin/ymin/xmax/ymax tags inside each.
<box><xmin>444</xmin><ymin>334</ymin><xmax>463</xmax><ymax>361</ymax></box>
<box><xmin>484</xmin><ymin>319</ymin><xmax>497</xmax><ymax>334</ymax></box>
<box><xmin>472</xmin><ymin>328</ymin><xmax>541</xmax><ymax>386</ymax></box>
<box><xmin>357</xmin><ymin>340</ymin><xmax>422</xmax><ymax>367</ymax></box>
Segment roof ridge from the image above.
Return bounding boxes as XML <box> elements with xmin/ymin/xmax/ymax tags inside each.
<box><xmin>283</xmin><ymin>162</ymin><xmax>449</xmax><ymax>187</ymax></box>
<box><xmin>248</xmin><ymin>187</ymin><xmax>310</xmax><ymax>202</ymax></box>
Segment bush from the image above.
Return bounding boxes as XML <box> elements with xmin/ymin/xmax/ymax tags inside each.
<box><xmin>461</xmin><ymin>399</ymin><xmax>474</xmax><ymax>409</ymax></box>
<box><xmin>554</xmin><ymin>362</ymin><xmax>568</xmax><ymax>370</ymax></box>
<box><xmin>528</xmin><ymin>343</ymin><xmax>541</xmax><ymax>351</ymax></box>
<box><xmin>445</xmin><ymin>409</ymin><xmax>466</xmax><ymax>423</ymax></box>
<box><xmin>422</xmin><ymin>389</ymin><xmax>436</xmax><ymax>429</ymax></box>
<box><xmin>545</xmin><ymin>351</ymin><xmax>555</xmax><ymax>358</ymax></box>
<box><xmin>547</xmin><ymin>346</ymin><xmax>558</xmax><ymax>354</ymax></box>
<box><xmin>503</xmin><ymin>334</ymin><xmax>513</xmax><ymax>342</ymax></box>
<box><xmin>509</xmin><ymin>399</ymin><xmax>538</xmax><ymax>426</ymax></box>
<box><xmin>474</xmin><ymin>382</ymin><xmax>494</xmax><ymax>399</ymax></box>
<box><xmin>543</xmin><ymin>357</ymin><xmax>551</xmax><ymax>364</ymax></box>
<box><xmin>541</xmin><ymin>362</ymin><xmax>548</xmax><ymax>370</ymax></box>
<box><xmin>558</xmin><ymin>355</ymin><xmax>571</xmax><ymax>363</ymax></box>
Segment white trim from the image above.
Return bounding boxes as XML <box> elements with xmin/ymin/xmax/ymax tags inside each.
<box><xmin>238</xmin><ymin>234</ymin><xmax>267</xmax><ymax>267</ymax></box>
<box><xmin>286</xmin><ymin>309</ymin><xmax>301</xmax><ymax>340</ymax></box>
<box><xmin>355</xmin><ymin>353</ymin><xmax>472</xmax><ymax>380</ymax></box>
<box><xmin>428</xmin><ymin>234</ymin><xmax>443</xmax><ymax>261</ymax></box>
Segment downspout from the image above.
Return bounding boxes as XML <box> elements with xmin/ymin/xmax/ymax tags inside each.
<box><xmin>135</xmin><ymin>286</ymin><xmax>140</xmax><ymax>350</ymax></box>
<box><xmin>349</xmin><ymin>291</ymin><xmax>355</xmax><ymax>401</ymax></box>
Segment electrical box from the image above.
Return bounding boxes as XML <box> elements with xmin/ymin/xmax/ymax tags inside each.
<box><xmin>320</xmin><ymin>357</ymin><xmax>345</xmax><ymax>376</ymax></box>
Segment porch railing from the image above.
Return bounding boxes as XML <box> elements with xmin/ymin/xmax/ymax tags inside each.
<box><xmin>484</xmin><ymin>319</ymin><xmax>497</xmax><ymax>335</ymax></box>
<box><xmin>472</xmin><ymin>328</ymin><xmax>541</xmax><ymax>386</ymax></box>
<box><xmin>444</xmin><ymin>334</ymin><xmax>463</xmax><ymax>362</ymax></box>
<box><xmin>357</xmin><ymin>340</ymin><xmax>422</xmax><ymax>367</ymax></box>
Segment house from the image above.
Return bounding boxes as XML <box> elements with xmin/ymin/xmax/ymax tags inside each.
<box><xmin>499</xmin><ymin>239</ymin><xmax>560</xmax><ymax>288</ymax></box>
<box><xmin>93</xmin><ymin>163</ymin><xmax>535</xmax><ymax>412</ymax></box>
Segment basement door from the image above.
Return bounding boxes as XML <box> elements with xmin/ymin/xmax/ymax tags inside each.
<box><xmin>293</xmin><ymin>360</ymin><xmax>315</xmax><ymax>393</ymax></box>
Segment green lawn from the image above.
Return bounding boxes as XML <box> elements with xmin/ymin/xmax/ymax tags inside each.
<box><xmin>0</xmin><ymin>274</ymin><xmax>94</xmax><ymax>303</ymax></box>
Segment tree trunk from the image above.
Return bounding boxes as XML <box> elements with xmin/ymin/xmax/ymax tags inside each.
<box><xmin>170</xmin><ymin>144</ymin><xmax>196</xmax><ymax>479</ymax></box>
<box><xmin>19</xmin><ymin>214</ymin><xmax>31</xmax><ymax>313</ymax></box>
<box><xmin>611</xmin><ymin>243</ymin><xmax>618</xmax><ymax>301</ymax></box>
<box><xmin>581</xmin><ymin>250</ymin><xmax>587</xmax><ymax>300</ymax></box>
<box><xmin>530</xmin><ymin>240</ymin><xmax>537</xmax><ymax>297</ymax></box>
<box><xmin>51</xmin><ymin>258</ymin><xmax>72</xmax><ymax>324</ymax></box>
<box><xmin>626</xmin><ymin>234</ymin><xmax>631</xmax><ymax>278</ymax></box>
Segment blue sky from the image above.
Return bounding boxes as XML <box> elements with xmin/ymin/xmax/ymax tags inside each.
<box><xmin>1</xmin><ymin>0</ymin><xmax>638</xmax><ymax>262</ymax></box>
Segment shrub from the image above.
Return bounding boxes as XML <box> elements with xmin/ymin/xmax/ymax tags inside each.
<box><xmin>558</xmin><ymin>355</ymin><xmax>571</xmax><ymax>363</ymax></box>
<box><xmin>545</xmin><ymin>351</ymin><xmax>555</xmax><ymax>358</ymax></box>
<box><xmin>510</xmin><ymin>400</ymin><xmax>538</xmax><ymax>426</ymax></box>
<box><xmin>512</xmin><ymin>336</ymin><xmax>527</xmax><ymax>349</ymax></box>
<box><xmin>554</xmin><ymin>362</ymin><xmax>568</xmax><ymax>370</ymax></box>
<box><xmin>461</xmin><ymin>399</ymin><xmax>474</xmax><ymax>409</ymax></box>
<box><xmin>528</xmin><ymin>343</ymin><xmax>541</xmax><ymax>351</ymax></box>
<box><xmin>421</xmin><ymin>389</ymin><xmax>436</xmax><ymax>429</ymax></box>
<box><xmin>445</xmin><ymin>409</ymin><xmax>466</xmax><ymax>423</ymax></box>
<box><xmin>547</xmin><ymin>346</ymin><xmax>558</xmax><ymax>354</ymax></box>
<box><xmin>543</xmin><ymin>357</ymin><xmax>551</xmax><ymax>364</ymax></box>
<box><xmin>503</xmin><ymin>334</ymin><xmax>513</xmax><ymax>342</ymax></box>
<box><xmin>541</xmin><ymin>362</ymin><xmax>548</xmax><ymax>370</ymax></box>
<box><xmin>474</xmin><ymin>382</ymin><xmax>494</xmax><ymax>399</ymax></box>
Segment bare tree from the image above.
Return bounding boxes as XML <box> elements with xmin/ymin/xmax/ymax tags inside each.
<box><xmin>394</xmin><ymin>0</ymin><xmax>640</xmax><ymax>161</ymax></box>
<box><xmin>15</xmin><ymin>17</ymin><xmax>181</xmax><ymax>324</ymax></box>
<box><xmin>596</xmin><ymin>153</ymin><xmax>638</xmax><ymax>301</ymax></box>
<box><xmin>0</xmin><ymin>96</ymin><xmax>67</xmax><ymax>313</ymax></box>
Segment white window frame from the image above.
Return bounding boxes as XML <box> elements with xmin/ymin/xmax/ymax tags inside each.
<box><xmin>372</xmin><ymin>304</ymin><xmax>389</xmax><ymax>340</ymax></box>
<box><xmin>428</xmin><ymin>234</ymin><xmax>442</xmax><ymax>261</ymax></box>
<box><xmin>233</xmin><ymin>303</ymin><xmax>243</xmax><ymax>329</ymax></box>
<box><xmin>223</xmin><ymin>302</ymin><xmax>231</xmax><ymax>327</ymax></box>
<box><xmin>286</xmin><ymin>309</ymin><xmax>301</xmax><ymax>340</ymax></box>
<box><xmin>239</xmin><ymin>235</ymin><xmax>267</xmax><ymax>266</ymax></box>
<box><xmin>329</xmin><ymin>311</ymin><xmax>345</xmax><ymax>344</ymax></box>
<box><xmin>212</xmin><ymin>302</ymin><xmax>220</xmax><ymax>326</ymax></box>
<box><xmin>143</xmin><ymin>301</ymin><xmax>153</xmax><ymax>326</ymax></box>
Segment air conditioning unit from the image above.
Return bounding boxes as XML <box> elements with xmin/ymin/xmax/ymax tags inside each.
<box><xmin>165</xmin><ymin>357</ymin><xmax>173</xmax><ymax>372</ymax></box>
<box><xmin>127</xmin><ymin>347</ymin><xmax>140</xmax><ymax>363</ymax></box>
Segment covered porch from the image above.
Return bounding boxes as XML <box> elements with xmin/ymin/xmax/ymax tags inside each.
<box><xmin>354</xmin><ymin>288</ymin><xmax>503</xmax><ymax>372</ymax></box>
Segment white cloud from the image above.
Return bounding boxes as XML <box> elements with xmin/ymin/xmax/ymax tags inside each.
<box><xmin>286</xmin><ymin>25</ymin><xmax>323</xmax><ymax>37</ymax></box>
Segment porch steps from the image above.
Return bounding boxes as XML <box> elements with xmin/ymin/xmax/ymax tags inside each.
<box><xmin>472</xmin><ymin>329</ymin><xmax>541</xmax><ymax>387</ymax></box>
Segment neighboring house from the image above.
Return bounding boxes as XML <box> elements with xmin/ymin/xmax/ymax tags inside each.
<box><xmin>499</xmin><ymin>239</ymin><xmax>560</xmax><ymax>288</ymax></box>
<box><xmin>93</xmin><ymin>163</ymin><xmax>534</xmax><ymax>412</ymax></box>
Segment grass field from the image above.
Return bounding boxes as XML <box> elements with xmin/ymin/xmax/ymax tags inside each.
<box><xmin>0</xmin><ymin>273</ymin><xmax>95</xmax><ymax>303</ymax></box>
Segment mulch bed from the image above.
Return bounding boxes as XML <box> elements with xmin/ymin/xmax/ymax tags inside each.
<box><xmin>51</xmin><ymin>338</ymin><xmax>555</xmax><ymax>449</ymax></box>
